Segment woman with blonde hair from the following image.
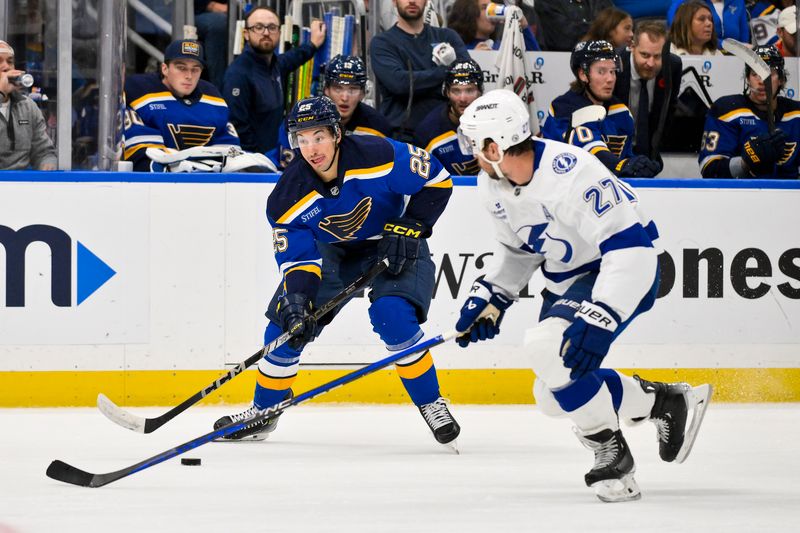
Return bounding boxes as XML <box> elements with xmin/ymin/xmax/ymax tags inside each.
<box><xmin>668</xmin><ymin>0</ymin><xmax>721</xmax><ymax>55</ymax></box>
<box><xmin>582</xmin><ymin>7</ymin><xmax>634</xmax><ymax>50</ymax></box>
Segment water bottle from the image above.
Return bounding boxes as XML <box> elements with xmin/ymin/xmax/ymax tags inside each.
<box><xmin>485</xmin><ymin>3</ymin><xmax>507</xmax><ymax>21</ymax></box>
<box><xmin>9</xmin><ymin>73</ymin><xmax>34</xmax><ymax>88</ymax></box>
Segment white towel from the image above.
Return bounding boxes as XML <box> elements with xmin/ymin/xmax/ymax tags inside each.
<box><xmin>495</xmin><ymin>5</ymin><xmax>539</xmax><ymax>135</ymax></box>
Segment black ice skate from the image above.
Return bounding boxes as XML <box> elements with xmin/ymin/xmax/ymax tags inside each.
<box><xmin>575</xmin><ymin>427</ymin><xmax>640</xmax><ymax>503</ymax></box>
<box><xmin>635</xmin><ymin>375</ymin><xmax>713</xmax><ymax>463</ymax></box>
<box><xmin>213</xmin><ymin>389</ymin><xmax>294</xmax><ymax>442</ymax></box>
<box><xmin>418</xmin><ymin>397</ymin><xmax>460</xmax><ymax>452</ymax></box>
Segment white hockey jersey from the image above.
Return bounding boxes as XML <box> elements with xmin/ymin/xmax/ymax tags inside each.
<box><xmin>480</xmin><ymin>138</ymin><xmax>660</xmax><ymax>322</ymax></box>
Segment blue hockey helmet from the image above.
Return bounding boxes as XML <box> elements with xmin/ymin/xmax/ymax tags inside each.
<box><xmin>570</xmin><ymin>40</ymin><xmax>621</xmax><ymax>77</ymax></box>
<box><xmin>442</xmin><ymin>59</ymin><xmax>484</xmax><ymax>96</ymax></box>
<box><xmin>324</xmin><ymin>55</ymin><xmax>367</xmax><ymax>88</ymax></box>
<box><xmin>287</xmin><ymin>96</ymin><xmax>342</xmax><ymax>148</ymax></box>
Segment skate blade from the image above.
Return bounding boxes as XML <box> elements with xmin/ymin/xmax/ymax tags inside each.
<box><xmin>675</xmin><ymin>384</ymin><xmax>713</xmax><ymax>464</ymax></box>
<box><xmin>212</xmin><ymin>433</ymin><xmax>269</xmax><ymax>443</ymax></box>
<box><xmin>592</xmin><ymin>473</ymin><xmax>641</xmax><ymax>503</ymax></box>
<box><xmin>441</xmin><ymin>439</ymin><xmax>459</xmax><ymax>454</ymax></box>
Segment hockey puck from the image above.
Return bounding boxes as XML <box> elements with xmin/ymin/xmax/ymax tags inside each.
<box><xmin>181</xmin><ymin>458</ymin><xmax>201</xmax><ymax>466</ymax></box>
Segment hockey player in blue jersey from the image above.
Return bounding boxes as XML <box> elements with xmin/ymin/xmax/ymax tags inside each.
<box><xmin>123</xmin><ymin>39</ymin><xmax>240</xmax><ymax>172</ymax></box>
<box><xmin>414</xmin><ymin>59</ymin><xmax>482</xmax><ymax>176</ymax></box>
<box><xmin>268</xmin><ymin>55</ymin><xmax>393</xmax><ymax>169</ymax></box>
<box><xmin>455</xmin><ymin>89</ymin><xmax>712</xmax><ymax>501</ymax></box>
<box><xmin>699</xmin><ymin>44</ymin><xmax>800</xmax><ymax>179</ymax></box>
<box><xmin>214</xmin><ymin>96</ymin><xmax>461</xmax><ymax>447</ymax></box>
<box><xmin>542</xmin><ymin>40</ymin><xmax>662</xmax><ymax>178</ymax></box>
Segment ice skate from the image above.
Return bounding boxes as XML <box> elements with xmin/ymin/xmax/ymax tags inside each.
<box><xmin>575</xmin><ymin>427</ymin><xmax>641</xmax><ymax>503</ymax></box>
<box><xmin>213</xmin><ymin>389</ymin><xmax>294</xmax><ymax>442</ymax></box>
<box><xmin>419</xmin><ymin>397</ymin><xmax>461</xmax><ymax>453</ymax></box>
<box><xmin>635</xmin><ymin>376</ymin><xmax>713</xmax><ymax>463</ymax></box>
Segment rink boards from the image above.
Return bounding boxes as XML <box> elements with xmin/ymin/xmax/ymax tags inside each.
<box><xmin>0</xmin><ymin>172</ymin><xmax>798</xmax><ymax>406</ymax></box>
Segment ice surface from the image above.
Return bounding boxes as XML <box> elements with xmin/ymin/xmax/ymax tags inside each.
<box><xmin>1</xmin><ymin>404</ymin><xmax>798</xmax><ymax>532</ymax></box>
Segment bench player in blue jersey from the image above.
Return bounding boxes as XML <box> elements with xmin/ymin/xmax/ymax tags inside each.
<box><xmin>268</xmin><ymin>55</ymin><xmax>393</xmax><ymax>169</ymax></box>
<box><xmin>542</xmin><ymin>40</ymin><xmax>662</xmax><ymax>178</ymax></box>
<box><xmin>414</xmin><ymin>59</ymin><xmax>482</xmax><ymax>176</ymax></box>
<box><xmin>699</xmin><ymin>44</ymin><xmax>800</xmax><ymax>179</ymax></box>
<box><xmin>215</xmin><ymin>96</ymin><xmax>461</xmax><ymax>448</ymax></box>
<box><xmin>123</xmin><ymin>39</ymin><xmax>240</xmax><ymax>172</ymax></box>
<box><xmin>455</xmin><ymin>89</ymin><xmax>712</xmax><ymax>502</ymax></box>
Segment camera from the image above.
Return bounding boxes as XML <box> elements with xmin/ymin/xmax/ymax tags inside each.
<box><xmin>8</xmin><ymin>73</ymin><xmax>34</xmax><ymax>88</ymax></box>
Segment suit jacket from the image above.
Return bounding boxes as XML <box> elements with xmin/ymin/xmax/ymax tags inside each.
<box><xmin>613</xmin><ymin>50</ymin><xmax>682</xmax><ymax>157</ymax></box>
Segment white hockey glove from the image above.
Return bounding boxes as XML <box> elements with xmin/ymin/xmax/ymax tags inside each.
<box><xmin>222</xmin><ymin>151</ymin><xmax>280</xmax><ymax>173</ymax></box>
<box><xmin>432</xmin><ymin>42</ymin><xmax>457</xmax><ymax>67</ymax></box>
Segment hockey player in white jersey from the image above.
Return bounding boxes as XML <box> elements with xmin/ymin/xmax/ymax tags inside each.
<box><xmin>454</xmin><ymin>89</ymin><xmax>712</xmax><ymax>502</ymax></box>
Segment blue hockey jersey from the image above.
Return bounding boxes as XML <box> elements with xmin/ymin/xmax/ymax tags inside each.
<box><xmin>414</xmin><ymin>102</ymin><xmax>480</xmax><ymax>176</ymax></box>
<box><xmin>699</xmin><ymin>94</ymin><xmax>800</xmax><ymax>179</ymax></box>
<box><xmin>267</xmin><ymin>101</ymin><xmax>393</xmax><ymax>170</ymax></box>
<box><xmin>267</xmin><ymin>135</ymin><xmax>453</xmax><ymax>299</ymax></box>
<box><xmin>542</xmin><ymin>90</ymin><xmax>636</xmax><ymax>176</ymax></box>
<box><xmin>124</xmin><ymin>73</ymin><xmax>240</xmax><ymax>171</ymax></box>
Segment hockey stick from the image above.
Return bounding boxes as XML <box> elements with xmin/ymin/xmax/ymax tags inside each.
<box><xmin>566</xmin><ymin>104</ymin><xmax>606</xmax><ymax>143</ymax></box>
<box><xmin>650</xmin><ymin>38</ymin><xmax>672</xmax><ymax>161</ymax></box>
<box><xmin>721</xmin><ymin>38</ymin><xmax>775</xmax><ymax>132</ymax></box>
<box><xmin>96</xmin><ymin>258</ymin><xmax>389</xmax><ymax>434</ymax></box>
<box><xmin>47</xmin><ymin>329</ymin><xmax>459</xmax><ymax>488</ymax></box>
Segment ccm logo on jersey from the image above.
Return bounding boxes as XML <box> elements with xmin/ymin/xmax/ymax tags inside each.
<box><xmin>383</xmin><ymin>222</ymin><xmax>422</xmax><ymax>238</ymax></box>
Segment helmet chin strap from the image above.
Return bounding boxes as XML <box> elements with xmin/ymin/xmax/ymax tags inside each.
<box><xmin>477</xmin><ymin>149</ymin><xmax>507</xmax><ymax>180</ymax></box>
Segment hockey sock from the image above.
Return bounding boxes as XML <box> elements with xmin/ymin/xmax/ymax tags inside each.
<box><xmin>254</xmin><ymin>322</ymin><xmax>301</xmax><ymax>409</ymax></box>
<box><xmin>552</xmin><ymin>374</ymin><xmax>619</xmax><ymax>432</ymax></box>
<box><xmin>396</xmin><ymin>350</ymin><xmax>440</xmax><ymax>406</ymax></box>
<box><xmin>595</xmin><ymin>369</ymin><xmax>655</xmax><ymax>421</ymax></box>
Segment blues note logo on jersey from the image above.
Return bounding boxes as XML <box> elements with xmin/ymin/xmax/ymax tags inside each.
<box><xmin>780</xmin><ymin>142</ymin><xmax>797</xmax><ymax>165</ymax></box>
<box><xmin>318</xmin><ymin>197</ymin><xmax>373</xmax><ymax>241</ymax></box>
<box><xmin>552</xmin><ymin>152</ymin><xmax>577</xmax><ymax>174</ymax></box>
<box><xmin>167</xmin><ymin>124</ymin><xmax>216</xmax><ymax>148</ymax></box>
<box><xmin>603</xmin><ymin>134</ymin><xmax>628</xmax><ymax>157</ymax></box>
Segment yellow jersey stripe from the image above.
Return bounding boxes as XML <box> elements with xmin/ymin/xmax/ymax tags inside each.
<box><xmin>425</xmin><ymin>131</ymin><xmax>456</xmax><ymax>152</ymax></box>
<box><xmin>781</xmin><ymin>110</ymin><xmax>800</xmax><ymax>121</ymax></box>
<box><xmin>285</xmin><ymin>264</ymin><xmax>322</xmax><ymax>278</ymax></box>
<box><xmin>130</xmin><ymin>91</ymin><xmax>174</xmax><ymax>109</ymax></box>
<box><xmin>344</xmin><ymin>161</ymin><xmax>393</xmax><ymax>180</ymax></box>
<box><xmin>719</xmin><ymin>108</ymin><xmax>755</xmax><ymax>122</ymax></box>
<box><xmin>590</xmin><ymin>146</ymin><xmax>610</xmax><ymax>155</ymax></box>
<box><xmin>200</xmin><ymin>95</ymin><xmax>227</xmax><ymax>107</ymax></box>
<box><xmin>426</xmin><ymin>178</ymin><xmax>453</xmax><ymax>189</ymax></box>
<box><xmin>353</xmin><ymin>126</ymin><xmax>386</xmax><ymax>137</ymax></box>
<box><xmin>124</xmin><ymin>142</ymin><xmax>166</xmax><ymax>160</ymax></box>
<box><xmin>276</xmin><ymin>190</ymin><xmax>321</xmax><ymax>224</ymax></box>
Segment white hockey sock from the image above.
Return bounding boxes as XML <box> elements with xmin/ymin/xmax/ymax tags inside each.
<box><xmin>565</xmin><ymin>383</ymin><xmax>619</xmax><ymax>434</ymax></box>
<box><xmin>615</xmin><ymin>371</ymin><xmax>656</xmax><ymax>422</ymax></box>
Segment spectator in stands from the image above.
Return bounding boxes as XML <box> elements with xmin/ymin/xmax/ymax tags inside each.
<box><xmin>370</xmin><ymin>0</ymin><xmax>469</xmax><ymax>140</ymax></box>
<box><xmin>0</xmin><ymin>40</ymin><xmax>56</xmax><ymax>170</ymax></box>
<box><xmin>194</xmin><ymin>0</ymin><xmax>229</xmax><ymax>89</ymax></box>
<box><xmin>668</xmin><ymin>1</ymin><xmax>722</xmax><ymax>55</ymax></box>
<box><xmin>541</xmin><ymin>40</ymin><xmax>662</xmax><ymax>178</ymax></box>
<box><xmin>123</xmin><ymin>39</ymin><xmax>240</xmax><ymax>171</ymax></box>
<box><xmin>747</xmin><ymin>1</ymin><xmax>782</xmax><ymax>47</ymax></box>
<box><xmin>222</xmin><ymin>7</ymin><xmax>325</xmax><ymax>153</ymax></box>
<box><xmin>613</xmin><ymin>22</ymin><xmax>682</xmax><ymax>159</ymax></box>
<box><xmin>699</xmin><ymin>45</ymin><xmax>800</xmax><ymax>179</ymax></box>
<box><xmin>414</xmin><ymin>59</ymin><xmax>483</xmax><ymax>176</ymax></box>
<box><xmin>776</xmin><ymin>5</ymin><xmax>798</xmax><ymax>56</ymax></box>
<box><xmin>533</xmin><ymin>0</ymin><xmax>613</xmax><ymax>51</ymax></box>
<box><xmin>582</xmin><ymin>7</ymin><xmax>635</xmax><ymax>51</ymax></box>
<box><xmin>667</xmin><ymin>0</ymin><xmax>750</xmax><ymax>46</ymax></box>
<box><xmin>447</xmin><ymin>0</ymin><xmax>540</xmax><ymax>51</ymax></box>
<box><xmin>268</xmin><ymin>55</ymin><xmax>393</xmax><ymax>169</ymax></box>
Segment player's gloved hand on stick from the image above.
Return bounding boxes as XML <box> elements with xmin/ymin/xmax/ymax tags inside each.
<box><xmin>432</xmin><ymin>42</ymin><xmax>457</xmax><ymax>67</ymax></box>
<box><xmin>277</xmin><ymin>293</ymin><xmax>316</xmax><ymax>350</ymax></box>
<box><xmin>455</xmin><ymin>278</ymin><xmax>514</xmax><ymax>347</ymax></box>
<box><xmin>561</xmin><ymin>300</ymin><xmax>619</xmax><ymax>380</ymax></box>
<box><xmin>615</xmin><ymin>155</ymin><xmax>662</xmax><ymax>178</ymax></box>
<box><xmin>741</xmin><ymin>130</ymin><xmax>786</xmax><ymax>174</ymax></box>
<box><xmin>377</xmin><ymin>218</ymin><xmax>428</xmax><ymax>275</ymax></box>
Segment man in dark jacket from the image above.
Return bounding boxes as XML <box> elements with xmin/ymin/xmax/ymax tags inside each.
<box><xmin>222</xmin><ymin>7</ymin><xmax>325</xmax><ymax>153</ymax></box>
<box><xmin>534</xmin><ymin>0</ymin><xmax>613</xmax><ymax>51</ymax></box>
<box><xmin>612</xmin><ymin>22</ymin><xmax>682</xmax><ymax>159</ymax></box>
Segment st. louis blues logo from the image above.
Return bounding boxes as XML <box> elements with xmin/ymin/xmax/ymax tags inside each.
<box><xmin>552</xmin><ymin>152</ymin><xmax>577</xmax><ymax>174</ymax></box>
<box><xmin>318</xmin><ymin>197</ymin><xmax>372</xmax><ymax>241</ymax></box>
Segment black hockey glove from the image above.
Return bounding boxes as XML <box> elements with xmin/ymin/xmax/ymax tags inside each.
<box><xmin>277</xmin><ymin>293</ymin><xmax>316</xmax><ymax>351</ymax></box>
<box><xmin>615</xmin><ymin>155</ymin><xmax>662</xmax><ymax>178</ymax></box>
<box><xmin>377</xmin><ymin>218</ymin><xmax>428</xmax><ymax>275</ymax></box>
<box><xmin>741</xmin><ymin>130</ymin><xmax>786</xmax><ymax>175</ymax></box>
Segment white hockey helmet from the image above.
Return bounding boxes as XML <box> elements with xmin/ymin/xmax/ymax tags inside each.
<box><xmin>457</xmin><ymin>89</ymin><xmax>531</xmax><ymax>155</ymax></box>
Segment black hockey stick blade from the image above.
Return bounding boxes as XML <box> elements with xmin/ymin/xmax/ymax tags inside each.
<box><xmin>96</xmin><ymin>258</ymin><xmax>389</xmax><ymax>434</ymax></box>
<box><xmin>48</xmin><ymin>330</ymin><xmax>457</xmax><ymax>487</ymax></box>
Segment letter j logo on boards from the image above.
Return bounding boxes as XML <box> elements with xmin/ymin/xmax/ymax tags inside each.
<box><xmin>0</xmin><ymin>224</ymin><xmax>116</xmax><ymax>307</ymax></box>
